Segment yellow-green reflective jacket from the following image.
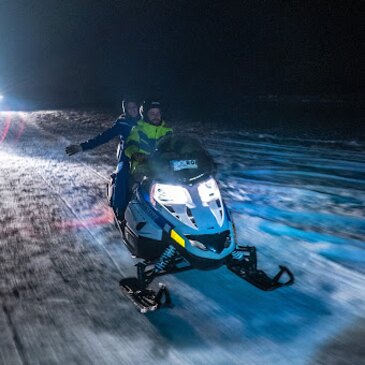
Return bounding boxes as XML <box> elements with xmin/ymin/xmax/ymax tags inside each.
<box><xmin>125</xmin><ymin>119</ymin><xmax>173</xmax><ymax>174</ymax></box>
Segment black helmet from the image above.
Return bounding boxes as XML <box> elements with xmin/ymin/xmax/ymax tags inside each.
<box><xmin>121</xmin><ymin>96</ymin><xmax>140</xmax><ymax>113</ymax></box>
<box><xmin>141</xmin><ymin>100</ymin><xmax>162</xmax><ymax>116</ymax></box>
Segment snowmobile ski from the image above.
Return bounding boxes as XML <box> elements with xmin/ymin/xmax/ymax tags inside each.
<box><xmin>227</xmin><ymin>246</ymin><xmax>294</xmax><ymax>291</ymax></box>
<box><xmin>120</xmin><ymin>278</ymin><xmax>171</xmax><ymax>313</ymax></box>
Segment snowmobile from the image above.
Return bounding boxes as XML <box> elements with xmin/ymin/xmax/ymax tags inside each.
<box><xmin>115</xmin><ymin>134</ymin><xmax>294</xmax><ymax>313</ymax></box>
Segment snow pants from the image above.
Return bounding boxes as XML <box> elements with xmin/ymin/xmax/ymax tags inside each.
<box><xmin>109</xmin><ymin>161</ymin><xmax>130</xmax><ymax>219</ymax></box>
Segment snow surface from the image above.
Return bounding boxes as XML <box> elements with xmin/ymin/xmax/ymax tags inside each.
<box><xmin>0</xmin><ymin>110</ymin><xmax>364</xmax><ymax>365</ymax></box>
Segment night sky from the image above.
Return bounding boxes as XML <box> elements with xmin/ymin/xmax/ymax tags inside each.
<box><xmin>0</xmin><ymin>0</ymin><xmax>364</xmax><ymax>108</ymax></box>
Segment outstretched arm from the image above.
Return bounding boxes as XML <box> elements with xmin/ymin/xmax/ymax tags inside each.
<box><xmin>65</xmin><ymin>118</ymin><xmax>130</xmax><ymax>156</ymax></box>
<box><xmin>79</xmin><ymin>122</ymin><xmax>121</xmax><ymax>151</ymax></box>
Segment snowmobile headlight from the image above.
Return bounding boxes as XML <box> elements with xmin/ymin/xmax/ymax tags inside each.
<box><xmin>198</xmin><ymin>178</ymin><xmax>221</xmax><ymax>205</ymax></box>
<box><xmin>152</xmin><ymin>183</ymin><xmax>191</xmax><ymax>205</ymax></box>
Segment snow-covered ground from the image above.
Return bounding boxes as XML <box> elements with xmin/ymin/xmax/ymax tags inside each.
<box><xmin>0</xmin><ymin>110</ymin><xmax>364</xmax><ymax>365</ymax></box>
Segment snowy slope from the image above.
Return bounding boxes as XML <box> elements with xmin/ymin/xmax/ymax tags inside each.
<box><xmin>0</xmin><ymin>110</ymin><xmax>364</xmax><ymax>365</ymax></box>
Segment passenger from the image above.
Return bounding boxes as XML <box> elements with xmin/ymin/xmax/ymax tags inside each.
<box><xmin>124</xmin><ymin>100</ymin><xmax>173</xmax><ymax>182</ymax></box>
<box><xmin>65</xmin><ymin>97</ymin><xmax>141</xmax><ymax>219</ymax></box>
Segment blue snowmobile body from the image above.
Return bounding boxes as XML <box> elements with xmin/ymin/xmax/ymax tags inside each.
<box><xmin>118</xmin><ymin>134</ymin><xmax>294</xmax><ymax>312</ymax></box>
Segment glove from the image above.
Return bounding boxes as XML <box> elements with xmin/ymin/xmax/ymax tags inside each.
<box><xmin>65</xmin><ymin>144</ymin><xmax>82</xmax><ymax>156</ymax></box>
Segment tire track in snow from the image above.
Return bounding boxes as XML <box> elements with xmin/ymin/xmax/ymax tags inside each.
<box><xmin>2</xmin><ymin>112</ymin><xmax>191</xmax><ymax>365</ymax></box>
<box><xmin>2</xmin><ymin>304</ymin><xmax>29</xmax><ymax>365</ymax></box>
<box><xmin>35</xmin><ymin>169</ymin><xmax>124</xmax><ymax>277</ymax></box>
<box><xmin>4</xmin><ymin>110</ymin><xmax>364</xmax><ymax>365</ymax></box>
<box><xmin>23</xmin><ymin>113</ymin><xmax>125</xmax><ymax>275</ymax></box>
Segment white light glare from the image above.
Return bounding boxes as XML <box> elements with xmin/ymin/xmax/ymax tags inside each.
<box><xmin>198</xmin><ymin>178</ymin><xmax>221</xmax><ymax>204</ymax></box>
<box><xmin>0</xmin><ymin>94</ymin><xmax>4</xmax><ymax>101</ymax></box>
<box><xmin>152</xmin><ymin>183</ymin><xmax>191</xmax><ymax>205</ymax></box>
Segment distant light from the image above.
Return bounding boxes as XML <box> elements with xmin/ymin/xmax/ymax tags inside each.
<box><xmin>0</xmin><ymin>94</ymin><xmax>4</xmax><ymax>101</ymax></box>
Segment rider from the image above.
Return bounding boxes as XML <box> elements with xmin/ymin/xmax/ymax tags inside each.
<box><xmin>124</xmin><ymin>100</ymin><xmax>173</xmax><ymax>182</ymax></box>
<box><xmin>65</xmin><ymin>97</ymin><xmax>141</xmax><ymax>219</ymax></box>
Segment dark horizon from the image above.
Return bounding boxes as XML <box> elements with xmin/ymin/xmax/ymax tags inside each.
<box><xmin>0</xmin><ymin>1</ymin><xmax>364</xmax><ymax>110</ymax></box>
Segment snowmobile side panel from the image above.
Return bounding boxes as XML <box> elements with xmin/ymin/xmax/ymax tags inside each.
<box><xmin>124</xmin><ymin>223</ymin><xmax>169</xmax><ymax>260</ymax></box>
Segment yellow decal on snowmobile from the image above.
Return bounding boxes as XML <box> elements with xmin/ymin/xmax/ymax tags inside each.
<box><xmin>170</xmin><ymin>229</ymin><xmax>185</xmax><ymax>248</ymax></box>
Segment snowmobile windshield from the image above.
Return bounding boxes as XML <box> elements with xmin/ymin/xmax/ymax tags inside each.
<box><xmin>148</xmin><ymin>134</ymin><xmax>215</xmax><ymax>183</ymax></box>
